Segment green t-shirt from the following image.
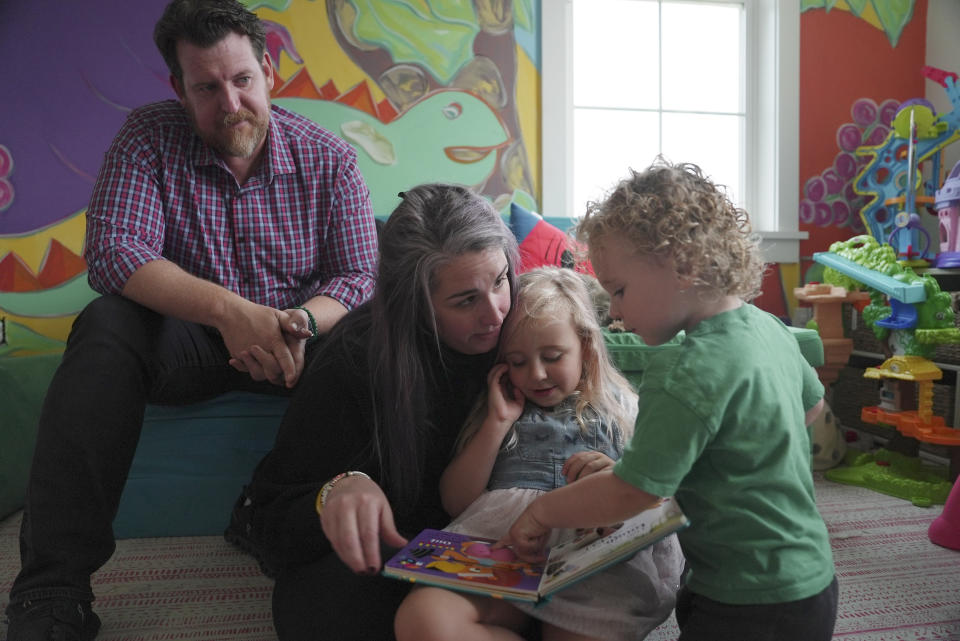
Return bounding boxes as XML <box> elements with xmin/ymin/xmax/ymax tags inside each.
<box><xmin>613</xmin><ymin>304</ymin><xmax>833</xmax><ymax>605</ymax></box>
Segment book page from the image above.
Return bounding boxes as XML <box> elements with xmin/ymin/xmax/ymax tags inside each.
<box><xmin>538</xmin><ymin>498</ymin><xmax>688</xmax><ymax>595</ymax></box>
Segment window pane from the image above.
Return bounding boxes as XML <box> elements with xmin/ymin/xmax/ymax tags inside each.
<box><xmin>661</xmin><ymin>112</ymin><xmax>743</xmax><ymax>205</ymax></box>
<box><xmin>573</xmin><ymin>0</ymin><xmax>660</xmax><ymax>110</ymax></box>
<box><xmin>661</xmin><ymin>2</ymin><xmax>742</xmax><ymax>113</ymax></box>
<box><xmin>573</xmin><ymin>108</ymin><xmax>661</xmax><ymax>218</ymax></box>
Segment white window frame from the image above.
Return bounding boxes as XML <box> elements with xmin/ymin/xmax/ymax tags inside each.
<box><xmin>541</xmin><ymin>0</ymin><xmax>805</xmax><ymax>263</ymax></box>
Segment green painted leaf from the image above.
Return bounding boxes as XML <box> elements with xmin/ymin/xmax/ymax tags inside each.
<box><xmin>871</xmin><ymin>0</ymin><xmax>915</xmax><ymax>47</ymax></box>
<box><xmin>243</xmin><ymin>0</ymin><xmax>291</xmax><ymax>11</ymax></box>
<box><xmin>346</xmin><ymin>0</ymin><xmax>479</xmax><ymax>85</ymax></box>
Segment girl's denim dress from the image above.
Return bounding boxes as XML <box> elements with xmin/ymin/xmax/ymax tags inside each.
<box><xmin>487</xmin><ymin>396</ymin><xmax>623</xmax><ymax>492</ymax></box>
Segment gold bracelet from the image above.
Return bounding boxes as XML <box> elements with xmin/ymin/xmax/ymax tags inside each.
<box><xmin>315</xmin><ymin>471</ymin><xmax>372</xmax><ymax>516</ymax></box>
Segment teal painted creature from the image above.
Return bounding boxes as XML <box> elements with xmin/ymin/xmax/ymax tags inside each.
<box><xmin>276</xmin><ymin>91</ymin><xmax>510</xmax><ymax>216</ymax></box>
<box><xmin>0</xmin><ymin>274</ymin><xmax>98</xmax><ymax>319</ymax></box>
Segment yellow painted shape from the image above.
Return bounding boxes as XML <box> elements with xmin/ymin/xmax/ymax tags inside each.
<box><xmin>1</xmin><ymin>313</ymin><xmax>74</xmax><ymax>343</ymax></box>
<box><xmin>0</xmin><ymin>210</ymin><xmax>86</xmax><ymax>274</ymax></box>
<box><xmin>258</xmin><ymin>1</ymin><xmax>385</xmax><ymax>104</ymax></box>
<box><xmin>0</xmin><ymin>210</ymin><xmax>88</xmax><ymax>342</ymax></box>
<box><xmin>832</xmin><ymin>1</ymin><xmax>884</xmax><ymax>32</ymax></box>
<box><xmin>515</xmin><ymin>43</ymin><xmax>540</xmax><ymax>203</ymax></box>
<box><xmin>780</xmin><ymin>262</ymin><xmax>801</xmax><ymax>319</ymax></box>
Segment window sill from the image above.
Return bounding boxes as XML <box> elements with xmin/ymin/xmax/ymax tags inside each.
<box><xmin>757</xmin><ymin>230</ymin><xmax>808</xmax><ymax>263</ymax></box>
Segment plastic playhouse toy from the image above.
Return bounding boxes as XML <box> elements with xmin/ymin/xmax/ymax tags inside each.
<box><xmin>812</xmin><ymin>236</ymin><xmax>960</xmax><ymax>500</ymax></box>
<box><xmin>854</xmin><ymin>66</ymin><xmax>960</xmax><ymax>256</ymax></box>
<box><xmin>825</xmin><ymin>448</ymin><xmax>951</xmax><ymax>507</ymax></box>
<box><xmin>793</xmin><ymin>282</ymin><xmax>869</xmax><ymax>389</ymax></box>
<box><xmin>860</xmin><ymin>355</ymin><xmax>959</xmax><ymax>447</ymax></box>
<box><xmin>934</xmin><ymin>159</ymin><xmax>960</xmax><ymax>268</ymax></box>
<box><xmin>884</xmin><ymin>109</ymin><xmax>933</xmax><ymax>264</ymax></box>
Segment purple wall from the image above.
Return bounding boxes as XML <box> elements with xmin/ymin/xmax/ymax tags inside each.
<box><xmin>0</xmin><ymin>0</ymin><xmax>172</xmax><ymax>235</ymax></box>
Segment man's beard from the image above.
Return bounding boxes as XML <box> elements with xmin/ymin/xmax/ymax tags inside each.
<box><xmin>196</xmin><ymin>108</ymin><xmax>269</xmax><ymax>158</ymax></box>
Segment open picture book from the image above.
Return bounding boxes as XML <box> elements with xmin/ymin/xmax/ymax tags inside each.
<box><xmin>382</xmin><ymin>497</ymin><xmax>689</xmax><ymax>603</ymax></box>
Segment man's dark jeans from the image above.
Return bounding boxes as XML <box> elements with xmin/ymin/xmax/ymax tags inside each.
<box><xmin>9</xmin><ymin>295</ymin><xmax>298</xmax><ymax>605</ymax></box>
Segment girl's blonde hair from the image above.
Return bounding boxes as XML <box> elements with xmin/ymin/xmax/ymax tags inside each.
<box><xmin>456</xmin><ymin>266</ymin><xmax>637</xmax><ymax>451</ymax></box>
<box><xmin>576</xmin><ymin>158</ymin><xmax>765</xmax><ymax>301</ymax></box>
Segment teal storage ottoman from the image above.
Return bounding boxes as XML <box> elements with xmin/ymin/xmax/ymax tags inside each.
<box><xmin>113</xmin><ymin>391</ymin><xmax>289</xmax><ymax>539</ymax></box>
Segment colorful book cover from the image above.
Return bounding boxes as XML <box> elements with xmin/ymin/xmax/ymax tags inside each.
<box><xmin>383</xmin><ymin>498</ymin><xmax>688</xmax><ymax>603</ymax></box>
<box><xmin>383</xmin><ymin>528</ymin><xmax>546</xmax><ymax>601</ymax></box>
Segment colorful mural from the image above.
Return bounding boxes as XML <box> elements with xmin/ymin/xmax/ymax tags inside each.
<box><xmin>799</xmin><ymin>0</ymin><xmax>928</xmax><ymax>284</ymax></box>
<box><xmin>0</xmin><ymin>0</ymin><xmax>542</xmax><ymax>349</ymax></box>
<box><xmin>800</xmin><ymin>97</ymin><xmax>899</xmax><ymax>235</ymax></box>
<box><xmin>800</xmin><ymin>0</ymin><xmax>916</xmax><ymax>47</ymax></box>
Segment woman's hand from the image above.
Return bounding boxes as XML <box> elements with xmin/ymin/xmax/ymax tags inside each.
<box><xmin>562</xmin><ymin>451</ymin><xmax>616</xmax><ymax>484</ymax></box>
<box><xmin>319</xmin><ymin>476</ymin><xmax>407</xmax><ymax>574</ymax></box>
<box><xmin>486</xmin><ymin>363</ymin><xmax>524</xmax><ymax>426</ymax></box>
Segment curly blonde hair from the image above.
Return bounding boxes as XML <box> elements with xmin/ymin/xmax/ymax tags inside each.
<box><xmin>576</xmin><ymin>159</ymin><xmax>765</xmax><ymax>301</ymax></box>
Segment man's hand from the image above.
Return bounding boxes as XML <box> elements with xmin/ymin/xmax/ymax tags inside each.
<box><xmin>221</xmin><ymin>303</ymin><xmax>302</xmax><ymax>387</ymax></box>
<box><xmin>119</xmin><ymin>261</ymin><xmax>317</xmax><ymax>388</ymax></box>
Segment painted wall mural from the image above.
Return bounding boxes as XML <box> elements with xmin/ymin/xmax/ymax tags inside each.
<box><xmin>800</xmin><ymin>0</ymin><xmax>916</xmax><ymax>47</ymax></box>
<box><xmin>799</xmin><ymin>0</ymin><xmax>928</xmax><ymax>284</ymax></box>
<box><xmin>0</xmin><ymin>0</ymin><xmax>541</xmax><ymax>353</ymax></box>
<box><xmin>800</xmin><ymin>97</ymin><xmax>900</xmax><ymax>234</ymax></box>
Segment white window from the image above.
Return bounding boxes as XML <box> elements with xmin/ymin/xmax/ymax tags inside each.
<box><xmin>542</xmin><ymin>0</ymin><xmax>804</xmax><ymax>263</ymax></box>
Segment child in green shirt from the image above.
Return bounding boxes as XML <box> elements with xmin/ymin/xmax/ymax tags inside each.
<box><xmin>501</xmin><ymin>159</ymin><xmax>837</xmax><ymax>641</ymax></box>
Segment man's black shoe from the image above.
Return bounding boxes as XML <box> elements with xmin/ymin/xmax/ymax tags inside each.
<box><xmin>5</xmin><ymin>598</ymin><xmax>100</xmax><ymax>641</ymax></box>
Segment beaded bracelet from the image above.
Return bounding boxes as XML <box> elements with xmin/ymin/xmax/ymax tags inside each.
<box><xmin>293</xmin><ymin>305</ymin><xmax>319</xmax><ymax>343</ymax></box>
<box><xmin>315</xmin><ymin>470</ymin><xmax>372</xmax><ymax>516</ymax></box>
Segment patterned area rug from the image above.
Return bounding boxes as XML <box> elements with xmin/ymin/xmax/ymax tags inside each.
<box><xmin>1</xmin><ymin>474</ymin><xmax>958</xmax><ymax>640</ymax></box>
<box><xmin>0</xmin><ymin>514</ymin><xmax>275</xmax><ymax>641</ymax></box>
<box><xmin>648</xmin><ymin>474</ymin><xmax>960</xmax><ymax>641</ymax></box>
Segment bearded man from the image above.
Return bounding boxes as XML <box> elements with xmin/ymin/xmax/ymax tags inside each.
<box><xmin>4</xmin><ymin>2</ymin><xmax>378</xmax><ymax>638</ymax></box>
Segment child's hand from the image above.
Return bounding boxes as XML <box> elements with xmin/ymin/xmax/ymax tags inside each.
<box><xmin>496</xmin><ymin>505</ymin><xmax>550</xmax><ymax>563</ymax></box>
<box><xmin>562</xmin><ymin>451</ymin><xmax>615</xmax><ymax>483</ymax></box>
<box><xmin>486</xmin><ymin>363</ymin><xmax>525</xmax><ymax>426</ymax></box>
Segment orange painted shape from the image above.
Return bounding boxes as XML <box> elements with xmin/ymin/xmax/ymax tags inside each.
<box><xmin>377</xmin><ymin>98</ymin><xmax>399</xmax><ymax>124</ymax></box>
<box><xmin>37</xmin><ymin>240</ymin><xmax>87</xmax><ymax>288</ymax></box>
<box><xmin>274</xmin><ymin>67</ymin><xmax>325</xmax><ymax>99</ymax></box>
<box><xmin>336</xmin><ymin>82</ymin><xmax>378</xmax><ymax>119</ymax></box>
<box><xmin>0</xmin><ymin>252</ymin><xmax>42</xmax><ymax>292</ymax></box>
<box><xmin>318</xmin><ymin>79</ymin><xmax>340</xmax><ymax>101</ymax></box>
